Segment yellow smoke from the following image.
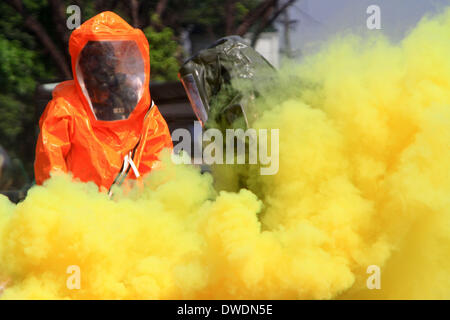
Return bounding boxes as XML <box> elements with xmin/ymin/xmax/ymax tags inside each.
<box><xmin>1</xmin><ymin>9</ymin><xmax>450</xmax><ymax>299</ymax></box>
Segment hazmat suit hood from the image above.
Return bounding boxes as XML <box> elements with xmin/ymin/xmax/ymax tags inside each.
<box><xmin>69</xmin><ymin>11</ymin><xmax>151</xmax><ymax>125</ymax></box>
<box><xmin>179</xmin><ymin>36</ymin><xmax>276</xmax><ymax>130</ymax></box>
<box><xmin>34</xmin><ymin>11</ymin><xmax>173</xmax><ymax>190</ymax></box>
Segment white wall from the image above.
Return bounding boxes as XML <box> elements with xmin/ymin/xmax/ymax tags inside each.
<box><xmin>245</xmin><ymin>32</ymin><xmax>281</xmax><ymax>68</ymax></box>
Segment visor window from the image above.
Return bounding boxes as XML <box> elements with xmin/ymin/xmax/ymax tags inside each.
<box><xmin>77</xmin><ymin>40</ymin><xmax>145</xmax><ymax>121</ymax></box>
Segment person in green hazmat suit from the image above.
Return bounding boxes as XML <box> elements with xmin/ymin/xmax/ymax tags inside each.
<box><xmin>178</xmin><ymin>36</ymin><xmax>277</xmax><ymax>191</ymax></box>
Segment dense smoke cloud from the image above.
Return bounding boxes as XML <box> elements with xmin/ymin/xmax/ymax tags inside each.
<box><xmin>0</xmin><ymin>8</ymin><xmax>449</xmax><ymax>299</ymax></box>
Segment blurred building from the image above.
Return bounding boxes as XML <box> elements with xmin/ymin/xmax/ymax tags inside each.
<box><xmin>246</xmin><ymin>32</ymin><xmax>280</xmax><ymax>68</ymax></box>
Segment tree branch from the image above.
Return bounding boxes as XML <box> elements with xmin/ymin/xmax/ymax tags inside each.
<box><xmin>155</xmin><ymin>0</ymin><xmax>168</xmax><ymax>17</ymax></box>
<box><xmin>225</xmin><ymin>0</ymin><xmax>236</xmax><ymax>35</ymax></box>
<box><xmin>48</xmin><ymin>0</ymin><xmax>70</xmax><ymax>47</ymax></box>
<box><xmin>129</xmin><ymin>0</ymin><xmax>140</xmax><ymax>27</ymax></box>
<box><xmin>235</xmin><ymin>0</ymin><xmax>277</xmax><ymax>36</ymax></box>
<box><xmin>251</xmin><ymin>0</ymin><xmax>297</xmax><ymax>46</ymax></box>
<box><xmin>150</xmin><ymin>0</ymin><xmax>169</xmax><ymax>29</ymax></box>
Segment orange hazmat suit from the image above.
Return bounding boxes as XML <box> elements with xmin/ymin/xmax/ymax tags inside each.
<box><xmin>34</xmin><ymin>12</ymin><xmax>173</xmax><ymax>191</ymax></box>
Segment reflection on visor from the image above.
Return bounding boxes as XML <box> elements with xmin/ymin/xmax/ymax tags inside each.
<box><xmin>77</xmin><ymin>41</ymin><xmax>145</xmax><ymax>121</ymax></box>
<box><xmin>180</xmin><ymin>74</ymin><xmax>208</xmax><ymax>126</ymax></box>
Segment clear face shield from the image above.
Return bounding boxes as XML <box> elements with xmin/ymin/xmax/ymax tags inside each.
<box><xmin>77</xmin><ymin>40</ymin><xmax>145</xmax><ymax>121</ymax></box>
<box><xmin>180</xmin><ymin>73</ymin><xmax>209</xmax><ymax>126</ymax></box>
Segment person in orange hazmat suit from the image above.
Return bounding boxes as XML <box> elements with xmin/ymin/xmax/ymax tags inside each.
<box><xmin>34</xmin><ymin>12</ymin><xmax>173</xmax><ymax>192</ymax></box>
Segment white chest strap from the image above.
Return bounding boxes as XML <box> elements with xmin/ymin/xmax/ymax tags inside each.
<box><xmin>107</xmin><ymin>100</ymin><xmax>155</xmax><ymax>197</ymax></box>
<box><xmin>118</xmin><ymin>99</ymin><xmax>155</xmax><ymax>179</ymax></box>
<box><xmin>121</xmin><ymin>151</ymin><xmax>140</xmax><ymax>178</ymax></box>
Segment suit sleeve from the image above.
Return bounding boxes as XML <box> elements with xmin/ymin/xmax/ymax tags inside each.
<box><xmin>34</xmin><ymin>98</ymin><xmax>72</xmax><ymax>185</ymax></box>
<box><xmin>136</xmin><ymin>105</ymin><xmax>173</xmax><ymax>176</ymax></box>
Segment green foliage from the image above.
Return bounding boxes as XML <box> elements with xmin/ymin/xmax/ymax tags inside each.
<box><xmin>171</xmin><ymin>0</ymin><xmax>261</xmax><ymax>36</ymax></box>
<box><xmin>0</xmin><ymin>2</ymin><xmax>54</xmax><ymax>183</ymax></box>
<box><xmin>0</xmin><ymin>1</ymin><xmax>54</xmax><ymax>96</ymax></box>
<box><xmin>143</xmin><ymin>26</ymin><xmax>181</xmax><ymax>82</ymax></box>
<box><xmin>22</xmin><ymin>0</ymin><xmax>48</xmax><ymax>12</ymax></box>
<box><xmin>0</xmin><ymin>94</ymin><xmax>30</xmax><ymax>153</ymax></box>
<box><xmin>0</xmin><ymin>36</ymin><xmax>39</xmax><ymax>95</ymax></box>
